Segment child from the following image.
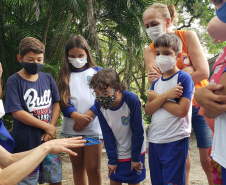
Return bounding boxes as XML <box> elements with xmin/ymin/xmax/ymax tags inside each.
<box><xmin>145</xmin><ymin>33</ymin><xmax>194</xmax><ymax>185</ymax></box>
<box><xmin>57</xmin><ymin>35</ymin><xmax>103</xmax><ymax>185</ymax></box>
<box><xmin>4</xmin><ymin>37</ymin><xmax>62</xmax><ymax>185</ymax></box>
<box><xmin>89</xmin><ymin>68</ymin><xmax>146</xmax><ymax>185</ymax></box>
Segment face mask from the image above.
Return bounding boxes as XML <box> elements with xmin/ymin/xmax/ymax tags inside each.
<box><xmin>20</xmin><ymin>61</ymin><xmax>44</xmax><ymax>75</ymax></box>
<box><xmin>96</xmin><ymin>89</ymin><xmax>116</xmax><ymax>110</ymax></box>
<box><xmin>216</xmin><ymin>2</ymin><xmax>226</xmax><ymax>23</ymax></box>
<box><xmin>68</xmin><ymin>57</ymin><xmax>87</xmax><ymax>68</ymax></box>
<box><xmin>155</xmin><ymin>55</ymin><xmax>176</xmax><ymax>73</ymax></box>
<box><xmin>146</xmin><ymin>25</ymin><xmax>164</xmax><ymax>41</ymax></box>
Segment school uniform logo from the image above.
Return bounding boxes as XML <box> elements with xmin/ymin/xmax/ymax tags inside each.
<box><xmin>121</xmin><ymin>116</ymin><xmax>130</xmax><ymax>126</ymax></box>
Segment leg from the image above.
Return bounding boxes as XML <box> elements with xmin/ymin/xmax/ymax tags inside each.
<box><xmin>84</xmin><ymin>141</ymin><xmax>103</xmax><ymax>185</ymax></box>
<box><xmin>185</xmin><ymin>151</ymin><xmax>191</xmax><ymax>185</ymax></box>
<box><xmin>110</xmin><ymin>179</ymin><xmax>122</xmax><ymax>185</ymax></box>
<box><xmin>192</xmin><ymin>106</ymin><xmax>213</xmax><ymax>185</ymax></box>
<box><xmin>149</xmin><ymin>142</ymin><xmax>163</xmax><ymax>185</ymax></box>
<box><xmin>70</xmin><ymin>147</ymin><xmax>87</xmax><ymax>185</ymax></box>
<box><xmin>199</xmin><ymin>148</ymin><xmax>214</xmax><ymax>185</ymax></box>
<box><xmin>161</xmin><ymin>138</ymin><xmax>189</xmax><ymax>185</ymax></box>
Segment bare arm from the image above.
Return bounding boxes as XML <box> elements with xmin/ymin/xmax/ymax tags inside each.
<box><xmin>12</xmin><ymin>110</ymin><xmax>56</xmax><ymax>138</ymax></box>
<box><xmin>144</xmin><ymin>46</ymin><xmax>162</xmax><ymax>86</ymax></box>
<box><xmin>0</xmin><ymin>137</ymin><xmax>85</xmax><ymax>185</ymax></box>
<box><xmin>195</xmin><ymin>84</ymin><xmax>226</xmax><ymax>118</ymax></box>
<box><xmin>145</xmin><ymin>83</ymin><xmax>183</xmax><ymax>116</ymax></box>
<box><xmin>162</xmin><ymin>97</ymin><xmax>192</xmax><ymax>118</ymax></box>
<box><xmin>204</xmin><ymin>73</ymin><xmax>226</xmax><ymax>118</ymax></box>
<box><xmin>186</xmin><ymin>30</ymin><xmax>209</xmax><ymax>83</ymax></box>
<box><xmin>50</xmin><ymin>102</ymin><xmax>60</xmax><ymax>126</ymax></box>
<box><xmin>207</xmin><ymin>16</ymin><xmax>226</xmax><ymax>41</ymax></box>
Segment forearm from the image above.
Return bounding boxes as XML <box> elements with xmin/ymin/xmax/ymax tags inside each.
<box><xmin>85</xmin><ymin>109</ymin><xmax>96</xmax><ymax>118</ymax></box>
<box><xmin>162</xmin><ymin>99</ymin><xmax>190</xmax><ymax>118</ymax></box>
<box><xmin>204</xmin><ymin>107</ymin><xmax>224</xmax><ymax>119</ymax></box>
<box><xmin>12</xmin><ymin>110</ymin><xmax>51</xmax><ymax>131</ymax></box>
<box><xmin>50</xmin><ymin>102</ymin><xmax>60</xmax><ymax>126</ymax></box>
<box><xmin>0</xmin><ymin>144</ymin><xmax>49</xmax><ymax>185</ymax></box>
<box><xmin>145</xmin><ymin>94</ymin><xmax>167</xmax><ymax>116</ymax></box>
<box><xmin>190</xmin><ymin>70</ymin><xmax>209</xmax><ymax>84</ymax></box>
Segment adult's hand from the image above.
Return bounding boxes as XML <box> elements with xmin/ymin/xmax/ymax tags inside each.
<box><xmin>195</xmin><ymin>84</ymin><xmax>226</xmax><ymax>113</ymax></box>
<box><xmin>45</xmin><ymin>136</ymin><xmax>85</xmax><ymax>156</ymax></box>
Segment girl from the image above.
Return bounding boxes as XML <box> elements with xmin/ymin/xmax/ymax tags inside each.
<box><xmin>57</xmin><ymin>35</ymin><xmax>103</xmax><ymax>185</ymax></box>
<box><xmin>89</xmin><ymin>68</ymin><xmax>146</xmax><ymax>185</ymax></box>
<box><xmin>143</xmin><ymin>3</ymin><xmax>213</xmax><ymax>184</ymax></box>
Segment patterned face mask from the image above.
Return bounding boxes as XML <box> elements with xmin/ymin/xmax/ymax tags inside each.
<box><xmin>96</xmin><ymin>89</ymin><xmax>116</xmax><ymax>109</ymax></box>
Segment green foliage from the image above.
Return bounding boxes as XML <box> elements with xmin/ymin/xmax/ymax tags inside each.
<box><xmin>0</xmin><ymin>0</ymin><xmax>223</xmax><ymax>129</ymax></box>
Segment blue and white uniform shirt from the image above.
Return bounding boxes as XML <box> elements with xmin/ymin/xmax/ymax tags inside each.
<box><xmin>61</xmin><ymin>67</ymin><xmax>102</xmax><ymax>136</ymax></box>
<box><xmin>94</xmin><ymin>90</ymin><xmax>146</xmax><ymax>165</ymax></box>
<box><xmin>148</xmin><ymin>70</ymin><xmax>194</xmax><ymax>144</ymax></box>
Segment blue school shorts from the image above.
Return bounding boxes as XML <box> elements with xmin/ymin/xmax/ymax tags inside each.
<box><xmin>109</xmin><ymin>154</ymin><xmax>146</xmax><ymax>183</ymax></box>
<box><xmin>222</xmin><ymin>166</ymin><xmax>226</xmax><ymax>185</ymax></box>
<box><xmin>149</xmin><ymin>138</ymin><xmax>189</xmax><ymax>185</ymax></box>
<box><xmin>192</xmin><ymin>106</ymin><xmax>212</xmax><ymax>148</ymax></box>
<box><xmin>18</xmin><ymin>154</ymin><xmax>62</xmax><ymax>185</ymax></box>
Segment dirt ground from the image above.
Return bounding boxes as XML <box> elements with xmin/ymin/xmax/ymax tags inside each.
<box><xmin>57</xmin><ymin>127</ymin><xmax>209</xmax><ymax>185</ymax></box>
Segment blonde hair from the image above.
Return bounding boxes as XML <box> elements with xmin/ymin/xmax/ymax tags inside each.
<box><xmin>144</xmin><ymin>3</ymin><xmax>177</xmax><ymax>24</ymax></box>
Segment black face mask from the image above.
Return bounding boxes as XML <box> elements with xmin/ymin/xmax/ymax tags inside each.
<box><xmin>20</xmin><ymin>61</ymin><xmax>44</xmax><ymax>75</ymax></box>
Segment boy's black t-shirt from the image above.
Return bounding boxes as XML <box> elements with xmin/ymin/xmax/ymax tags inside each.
<box><xmin>4</xmin><ymin>72</ymin><xmax>60</xmax><ymax>153</ymax></box>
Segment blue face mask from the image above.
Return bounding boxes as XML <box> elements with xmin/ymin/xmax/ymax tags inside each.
<box><xmin>216</xmin><ymin>2</ymin><xmax>226</xmax><ymax>23</ymax></box>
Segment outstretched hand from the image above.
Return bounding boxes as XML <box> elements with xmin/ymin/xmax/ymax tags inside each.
<box><xmin>45</xmin><ymin>136</ymin><xmax>86</xmax><ymax>156</ymax></box>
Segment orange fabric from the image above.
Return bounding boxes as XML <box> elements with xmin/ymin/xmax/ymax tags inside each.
<box><xmin>149</xmin><ymin>30</ymin><xmax>209</xmax><ymax>103</ymax></box>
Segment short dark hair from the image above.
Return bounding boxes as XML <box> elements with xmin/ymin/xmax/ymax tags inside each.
<box><xmin>154</xmin><ymin>33</ymin><xmax>182</xmax><ymax>54</ymax></box>
<box><xmin>89</xmin><ymin>68</ymin><xmax>126</xmax><ymax>91</ymax></box>
<box><xmin>19</xmin><ymin>37</ymin><xmax>45</xmax><ymax>58</ymax></box>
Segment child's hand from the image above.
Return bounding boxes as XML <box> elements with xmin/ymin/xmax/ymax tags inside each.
<box><xmin>74</xmin><ymin>113</ymin><xmax>93</xmax><ymax>131</ymax></box>
<box><xmin>147</xmin><ymin>90</ymin><xmax>159</xmax><ymax>102</ymax></box>
<box><xmin>108</xmin><ymin>164</ymin><xmax>117</xmax><ymax>177</ymax></box>
<box><xmin>41</xmin><ymin>133</ymin><xmax>53</xmax><ymax>142</ymax></box>
<box><xmin>164</xmin><ymin>82</ymin><xmax>183</xmax><ymax>99</ymax></box>
<box><xmin>44</xmin><ymin>124</ymin><xmax>56</xmax><ymax>139</ymax></box>
<box><xmin>131</xmin><ymin>161</ymin><xmax>143</xmax><ymax>174</ymax></box>
<box><xmin>73</xmin><ymin>123</ymin><xmax>86</xmax><ymax>132</ymax></box>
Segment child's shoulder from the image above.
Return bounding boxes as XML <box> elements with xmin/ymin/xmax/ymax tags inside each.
<box><xmin>177</xmin><ymin>70</ymin><xmax>192</xmax><ymax>81</ymax></box>
<box><xmin>123</xmin><ymin>90</ymin><xmax>140</xmax><ymax>102</ymax></box>
<box><xmin>92</xmin><ymin>66</ymin><xmax>102</xmax><ymax>72</ymax></box>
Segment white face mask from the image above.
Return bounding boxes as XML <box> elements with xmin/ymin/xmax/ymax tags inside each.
<box><xmin>146</xmin><ymin>25</ymin><xmax>164</xmax><ymax>41</ymax></box>
<box><xmin>68</xmin><ymin>57</ymin><xmax>88</xmax><ymax>68</ymax></box>
<box><xmin>155</xmin><ymin>55</ymin><xmax>176</xmax><ymax>73</ymax></box>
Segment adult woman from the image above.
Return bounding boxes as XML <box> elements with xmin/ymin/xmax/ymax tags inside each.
<box><xmin>143</xmin><ymin>3</ymin><xmax>213</xmax><ymax>184</ymax></box>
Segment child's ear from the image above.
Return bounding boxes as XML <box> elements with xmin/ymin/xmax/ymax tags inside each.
<box><xmin>176</xmin><ymin>52</ymin><xmax>182</xmax><ymax>60</ymax></box>
<box><xmin>166</xmin><ymin>18</ymin><xmax>171</xmax><ymax>28</ymax></box>
<box><xmin>17</xmin><ymin>54</ymin><xmax>22</xmax><ymax>62</ymax></box>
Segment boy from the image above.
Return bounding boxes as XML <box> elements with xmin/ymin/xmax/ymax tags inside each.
<box><xmin>145</xmin><ymin>33</ymin><xmax>194</xmax><ymax>185</ymax></box>
<box><xmin>4</xmin><ymin>37</ymin><xmax>62</xmax><ymax>185</ymax></box>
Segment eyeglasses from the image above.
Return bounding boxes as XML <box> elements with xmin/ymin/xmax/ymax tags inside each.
<box><xmin>92</xmin><ymin>89</ymin><xmax>115</xmax><ymax>98</ymax></box>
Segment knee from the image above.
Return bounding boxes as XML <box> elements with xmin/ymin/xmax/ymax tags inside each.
<box><xmin>200</xmin><ymin>156</ymin><xmax>211</xmax><ymax>171</ymax></box>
